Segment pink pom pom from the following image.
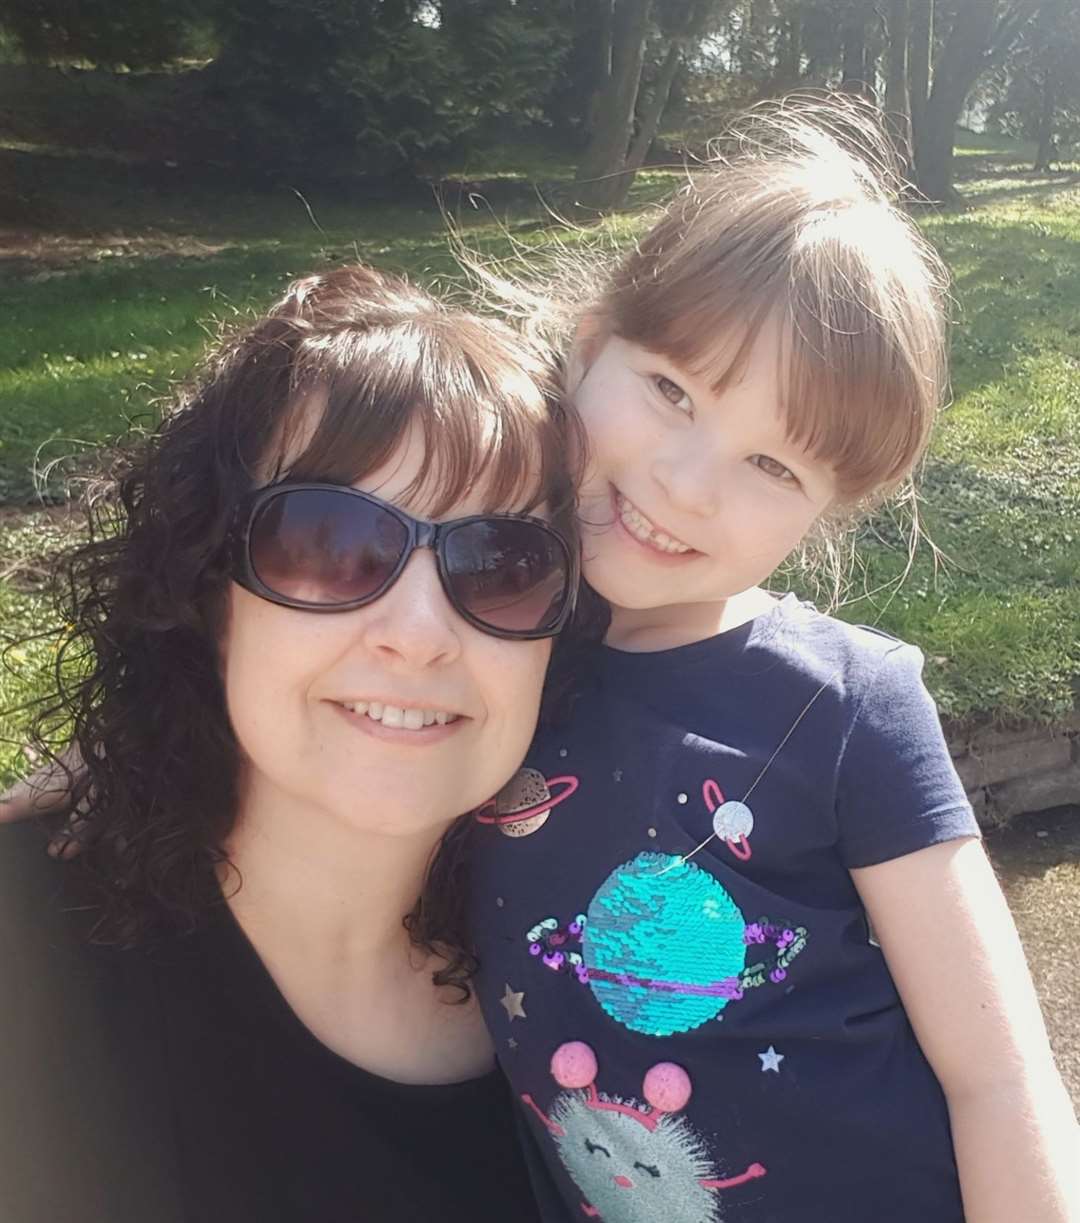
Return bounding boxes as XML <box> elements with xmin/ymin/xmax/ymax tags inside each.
<box><xmin>642</xmin><ymin>1062</ymin><xmax>692</xmax><ymax>1113</ymax></box>
<box><xmin>551</xmin><ymin>1042</ymin><xmax>598</xmax><ymax>1089</ymax></box>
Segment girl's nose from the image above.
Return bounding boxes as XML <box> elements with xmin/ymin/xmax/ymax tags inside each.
<box><xmin>651</xmin><ymin>443</ymin><xmax>720</xmax><ymax>518</ymax></box>
<box><xmin>358</xmin><ymin>550</ymin><xmax>463</xmax><ymax>668</ymax></box>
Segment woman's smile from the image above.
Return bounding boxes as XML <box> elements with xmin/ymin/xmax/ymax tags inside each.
<box><xmin>330</xmin><ymin>698</ymin><xmax>466</xmax><ymax>743</ymax></box>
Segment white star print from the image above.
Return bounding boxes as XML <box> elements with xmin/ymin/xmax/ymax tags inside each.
<box><xmin>758</xmin><ymin>1045</ymin><xmax>784</xmax><ymax>1073</ymax></box>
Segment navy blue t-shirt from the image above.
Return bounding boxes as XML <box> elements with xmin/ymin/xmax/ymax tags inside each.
<box><xmin>471</xmin><ymin>595</ymin><xmax>980</xmax><ymax>1223</ymax></box>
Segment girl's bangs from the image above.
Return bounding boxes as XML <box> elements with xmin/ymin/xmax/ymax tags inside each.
<box><xmin>611</xmin><ymin>238</ymin><xmax>940</xmax><ymax>504</ymax></box>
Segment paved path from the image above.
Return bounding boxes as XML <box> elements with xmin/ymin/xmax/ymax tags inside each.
<box><xmin>986</xmin><ymin>805</ymin><xmax>1080</xmax><ymax>1111</ymax></box>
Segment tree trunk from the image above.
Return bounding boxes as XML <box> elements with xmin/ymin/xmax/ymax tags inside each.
<box><xmin>775</xmin><ymin>15</ymin><xmax>802</xmax><ymax>90</ymax></box>
<box><xmin>1033</xmin><ymin>72</ymin><xmax>1056</xmax><ymax>171</ymax></box>
<box><xmin>617</xmin><ymin>0</ymin><xmax>717</xmax><ymax>198</ymax></box>
<box><xmin>884</xmin><ymin>0</ymin><xmax>912</xmax><ymax>165</ymax></box>
<box><xmin>917</xmin><ymin>0</ymin><xmax>1040</xmax><ymax>200</ymax></box>
<box><xmin>840</xmin><ymin>0</ymin><xmax>871</xmax><ymax>97</ymax></box>
<box><xmin>739</xmin><ymin>0</ymin><xmax>772</xmax><ymax>78</ymax></box>
<box><xmin>907</xmin><ymin>0</ymin><xmax>932</xmax><ymax>180</ymax></box>
<box><xmin>574</xmin><ymin>0</ymin><xmax>652</xmax><ymax>212</ymax></box>
<box><xmin>585</xmin><ymin>0</ymin><xmax>617</xmax><ymax>139</ymax></box>
<box><xmin>623</xmin><ymin>38</ymin><xmax>682</xmax><ymax>177</ymax></box>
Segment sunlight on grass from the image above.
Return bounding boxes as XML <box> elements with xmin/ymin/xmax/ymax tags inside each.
<box><xmin>1</xmin><ymin>139</ymin><xmax>1079</xmax><ymax>774</ymax></box>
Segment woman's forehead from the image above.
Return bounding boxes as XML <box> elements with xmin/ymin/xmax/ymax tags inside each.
<box><xmin>270</xmin><ymin>391</ymin><xmax>545</xmax><ymax>520</ymax></box>
<box><xmin>358</xmin><ymin>426</ymin><xmax>545</xmax><ymax>521</ymax></box>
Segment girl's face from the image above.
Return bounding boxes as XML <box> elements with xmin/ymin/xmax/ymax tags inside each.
<box><xmin>221</xmin><ymin>426</ymin><xmax>553</xmax><ymax>841</ymax></box>
<box><xmin>572</xmin><ymin>327</ymin><xmax>838</xmax><ymax>632</ymax></box>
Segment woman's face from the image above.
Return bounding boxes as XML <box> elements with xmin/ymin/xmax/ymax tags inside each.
<box><xmin>221</xmin><ymin>425</ymin><xmax>553</xmax><ymax>842</ymax></box>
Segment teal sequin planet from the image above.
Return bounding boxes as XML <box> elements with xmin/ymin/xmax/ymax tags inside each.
<box><xmin>583</xmin><ymin>852</ymin><xmax>747</xmax><ymax>1036</ymax></box>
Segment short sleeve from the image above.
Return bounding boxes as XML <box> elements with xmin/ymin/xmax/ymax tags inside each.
<box><xmin>835</xmin><ymin>641</ymin><xmax>980</xmax><ymax>868</ymax></box>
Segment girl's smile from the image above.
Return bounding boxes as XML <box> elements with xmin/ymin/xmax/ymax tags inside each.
<box><xmin>613</xmin><ymin>488</ymin><xmax>696</xmax><ymax>557</ymax></box>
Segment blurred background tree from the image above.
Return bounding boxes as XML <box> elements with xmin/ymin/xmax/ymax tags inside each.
<box><xmin>0</xmin><ymin>0</ymin><xmax>1068</xmax><ymax>198</ymax></box>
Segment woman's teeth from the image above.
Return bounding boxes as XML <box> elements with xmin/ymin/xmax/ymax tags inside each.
<box><xmin>343</xmin><ymin>701</ymin><xmax>458</xmax><ymax>730</ymax></box>
<box><xmin>616</xmin><ymin>494</ymin><xmax>692</xmax><ymax>554</ymax></box>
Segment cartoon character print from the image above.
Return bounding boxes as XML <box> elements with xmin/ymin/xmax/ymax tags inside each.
<box><xmin>527</xmin><ymin>852</ymin><xmax>807</xmax><ymax>1036</ymax></box>
<box><xmin>523</xmin><ymin>1042</ymin><xmax>765</xmax><ymax>1222</ymax></box>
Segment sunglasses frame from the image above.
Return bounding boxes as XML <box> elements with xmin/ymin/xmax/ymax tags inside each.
<box><xmin>229</xmin><ymin>481</ymin><xmax>579</xmax><ymax>641</ymax></box>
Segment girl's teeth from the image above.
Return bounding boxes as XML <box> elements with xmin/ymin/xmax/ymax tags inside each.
<box><xmin>616</xmin><ymin>494</ymin><xmax>692</xmax><ymax>554</ymax></box>
<box><xmin>344</xmin><ymin>702</ymin><xmax>457</xmax><ymax>730</ymax></box>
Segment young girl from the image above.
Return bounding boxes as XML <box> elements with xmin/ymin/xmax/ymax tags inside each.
<box><xmin>467</xmin><ymin>104</ymin><xmax>1078</xmax><ymax>1222</ymax></box>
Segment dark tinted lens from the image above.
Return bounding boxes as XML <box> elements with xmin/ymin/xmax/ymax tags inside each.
<box><xmin>248</xmin><ymin>489</ymin><xmax>409</xmax><ymax>606</ymax></box>
<box><xmin>442</xmin><ymin>519</ymin><xmax>570</xmax><ymax>635</ymax></box>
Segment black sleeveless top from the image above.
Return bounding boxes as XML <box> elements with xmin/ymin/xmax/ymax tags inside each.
<box><xmin>0</xmin><ymin>822</ymin><xmax>539</xmax><ymax>1222</ymax></box>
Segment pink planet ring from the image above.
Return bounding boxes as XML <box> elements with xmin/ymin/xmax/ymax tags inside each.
<box><xmin>702</xmin><ymin>779</ymin><xmax>753</xmax><ymax>861</ymax></box>
<box><xmin>473</xmin><ymin>775</ymin><xmax>579</xmax><ymax>827</ymax></box>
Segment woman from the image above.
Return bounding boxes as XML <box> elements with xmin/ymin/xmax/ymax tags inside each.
<box><xmin>0</xmin><ymin>264</ymin><xmax>585</xmax><ymax>1221</ymax></box>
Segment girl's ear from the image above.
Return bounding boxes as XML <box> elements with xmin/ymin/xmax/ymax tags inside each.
<box><xmin>567</xmin><ymin>313</ymin><xmax>607</xmax><ymax>392</ymax></box>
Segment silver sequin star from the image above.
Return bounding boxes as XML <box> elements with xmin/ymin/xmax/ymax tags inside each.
<box><xmin>499</xmin><ymin>983</ymin><xmax>527</xmax><ymax>1021</ymax></box>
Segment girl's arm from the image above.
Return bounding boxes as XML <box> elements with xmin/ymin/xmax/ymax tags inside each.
<box><xmin>852</xmin><ymin>837</ymin><xmax>1079</xmax><ymax>1223</ymax></box>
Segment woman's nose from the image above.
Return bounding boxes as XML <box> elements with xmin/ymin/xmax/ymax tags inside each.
<box><xmin>358</xmin><ymin>550</ymin><xmax>462</xmax><ymax>668</ymax></box>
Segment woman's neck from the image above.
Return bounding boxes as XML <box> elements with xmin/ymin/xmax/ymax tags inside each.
<box><xmin>221</xmin><ymin>779</ymin><xmax>492</xmax><ymax>1084</ymax></box>
<box><xmin>225</xmin><ymin>779</ymin><xmax>440</xmax><ymax>962</ymax></box>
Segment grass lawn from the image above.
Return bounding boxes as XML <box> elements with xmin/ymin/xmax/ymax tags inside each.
<box><xmin>2</xmin><ymin>130</ymin><xmax>1079</xmax><ymax>784</ymax></box>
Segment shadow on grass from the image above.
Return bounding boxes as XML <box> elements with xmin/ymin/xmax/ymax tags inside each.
<box><xmin>917</xmin><ymin>458</ymin><xmax>1080</xmax><ymax>590</ymax></box>
<box><xmin>955</xmin><ymin>169</ymin><xmax>1080</xmax><ymax>210</ymax></box>
<box><xmin>927</xmin><ymin>215</ymin><xmax>1080</xmax><ymax>400</ymax></box>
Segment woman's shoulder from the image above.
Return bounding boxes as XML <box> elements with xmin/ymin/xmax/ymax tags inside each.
<box><xmin>0</xmin><ymin>822</ymin><xmax>187</xmax><ymax>1222</ymax></box>
<box><xmin>0</xmin><ymin>819</ymin><xmax>74</xmax><ymax>932</ymax></box>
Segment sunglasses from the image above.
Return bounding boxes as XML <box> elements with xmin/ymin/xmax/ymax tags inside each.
<box><xmin>229</xmin><ymin>482</ymin><xmax>578</xmax><ymax>640</ymax></box>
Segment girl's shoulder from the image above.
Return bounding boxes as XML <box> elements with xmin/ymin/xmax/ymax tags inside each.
<box><xmin>771</xmin><ymin>598</ymin><xmax>926</xmax><ymax>697</ymax></box>
<box><xmin>587</xmin><ymin>596</ymin><xmax>934</xmax><ymax>728</ymax></box>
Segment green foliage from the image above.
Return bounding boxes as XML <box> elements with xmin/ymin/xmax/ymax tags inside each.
<box><xmin>0</xmin><ymin>0</ymin><xmax>205</xmax><ymax>68</ymax></box>
<box><xmin>985</xmin><ymin>0</ymin><xmax>1080</xmax><ymax>158</ymax></box>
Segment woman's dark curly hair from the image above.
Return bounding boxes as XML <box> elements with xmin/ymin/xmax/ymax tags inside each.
<box><xmin>28</xmin><ymin>263</ymin><xmax>594</xmax><ymax>997</ymax></box>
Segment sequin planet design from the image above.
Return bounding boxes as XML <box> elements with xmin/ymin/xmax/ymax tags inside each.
<box><xmin>526</xmin><ymin>852</ymin><xmax>807</xmax><ymax>1037</ymax></box>
<box><xmin>473</xmin><ymin>767</ymin><xmax>579</xmax><ymax>838</ymax></box>
<box><xmin>522</xmin><ymin>1042</ymin><xmax>765</xmax><ymax>1223</ymax></box>
<box><xmin>703</xmin><ymin>779</ymin><xmax>754</xmax><ymax>862</ymax></box>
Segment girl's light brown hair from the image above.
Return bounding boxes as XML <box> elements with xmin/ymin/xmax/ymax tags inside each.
<box><xmin>593</xmin><ymin>96</ymin><xmax>950</xmax><ymax>503</ymax></box>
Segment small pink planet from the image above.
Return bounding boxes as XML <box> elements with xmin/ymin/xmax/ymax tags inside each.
<box><xmin>474</xmin><ymin>768</ymin><xmax>579</xmax><ymax>838</ymax></box>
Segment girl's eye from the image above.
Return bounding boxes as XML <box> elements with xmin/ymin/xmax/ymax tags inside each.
<box><xmin>751</xmin><ymin>454</ymin><xmax>798</xmax><ymax>484</ymax></box>
<box><xmin>585</xmin><ymin>1139</ymin><xmax>611</xmax><ymax>1158</ymax></box>
<box><xmin>654</xmin><ymin>375</ymin><xmax>692</xmax><ymax>414</ymax></box>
